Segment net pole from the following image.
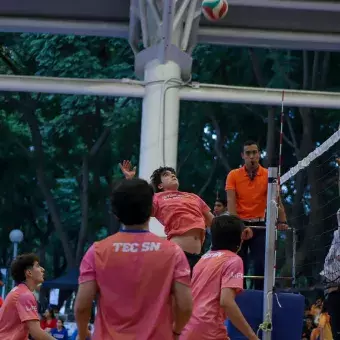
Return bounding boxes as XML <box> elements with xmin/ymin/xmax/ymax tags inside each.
<box><xmin>262</xmin><ymin>167</ymin><xmax>278</xmax><ymax>340</ymax></box>
<box><xmin>292</xmin><ymin>228</ymin><xmax>297</xmax><ymax>287</ymax></box>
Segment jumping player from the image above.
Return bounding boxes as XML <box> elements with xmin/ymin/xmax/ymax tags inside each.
<box><xmin>75</xmin><ymin>178</ymin><xmax>192</xmax><ymax>340</ymax></box>
<box><xmin>0</xmin><ymin>253</ymin><xmax>54</xmax><ymax>340</ymax></box>
<box><xmin>119</xmin><ymin>160</ymin><xmax>214</xmax><ymax>270</ymax></box>
<box><xmin>181</xmin><ymin>215</ymin><xmax>259</xmax><ymax>340</ymax></box>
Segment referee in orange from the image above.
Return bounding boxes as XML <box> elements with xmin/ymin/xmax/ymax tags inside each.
<box><xmin>226</xmin><ymin>140</ymin><xmax>288</xmax><ymax>290</ymax></box>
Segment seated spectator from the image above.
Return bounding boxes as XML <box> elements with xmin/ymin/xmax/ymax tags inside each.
<box><xmin>71</xmin><ymin>324</ymin><xmax>91</xmax><ymax>340</ymax></box>
<box><xmin>51</xmin><ymin>318</ymin><xmax>68</xmax><ymax>339</ymax></box>
<box><xmin>302</xmin><ymin>317</ymin><xmax>315</xmax><ymax>340</ymax></box>
<box><xmin>40</xmin><ymin>308</ymin><xmax>57</xmax><ymax>333</ymax></box>
<box><xmin>310</xmin><ymin>304</ymin><xmax>333</xmax><ymax>340</ymax></box>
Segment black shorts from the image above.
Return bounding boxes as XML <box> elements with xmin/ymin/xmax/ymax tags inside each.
<box><xmin>184</xmin><ymin>252</ymin><xmax>201</xmax><ymax>274</ymax></box>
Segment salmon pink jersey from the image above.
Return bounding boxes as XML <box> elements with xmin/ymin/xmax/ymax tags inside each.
<box><xmin>79</xmin><ymin>230</ymin><xmax>191</xmax><ymax>340</ymax></box>
<box><xmin>0</xmin><ymin>283</ymin><xmax>39</xmax><ymax>340</ymax></box>
<box><xmin>181</xmin><ymin>250</ymin><xmax>244</xmax><ymax>340</ymax></box>
<box><xmin>153</xmin><ymin>191</ymin><xmax>211</xmax><ymax>240</ymax></box>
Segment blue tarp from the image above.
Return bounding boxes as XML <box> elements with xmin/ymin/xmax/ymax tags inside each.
<box><xmin>43</xmin><ymin>268</ymin><xmax>79</xmax><ymax>289</ymax></box>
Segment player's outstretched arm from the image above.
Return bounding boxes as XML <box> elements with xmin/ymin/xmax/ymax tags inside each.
<box><xmin>119</xmin><ymin>160</ymin><xmax>137</xmax><ymax>179</ymax></box>
<box><xmin>220</xmin><ymin>288</ymin><xmax>259</xmax><ymax>340</ymax></box>
<box><xmin>27</xmin><ymin>320</ymin><xmax>55</xmax><ymax>340</ymax></box>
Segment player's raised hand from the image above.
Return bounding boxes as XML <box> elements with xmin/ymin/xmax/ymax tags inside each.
<box><xmin>119</xmin><ymin>160</ymin><xmax>137</xmax><ymax>179</ymax></box>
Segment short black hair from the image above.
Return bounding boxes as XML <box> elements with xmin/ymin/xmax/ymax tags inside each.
<box><xmin>111</xmin><ymin>178</ymin><xmax>154</xmax><ymax>226</ymax></box>
<box><xmin>211</xmin><ymin>215</ymin><xmax>244</xmax><ymax>252</ymax></box>
<box><xmin>150</xmin><ymin>167</ymin><xmax>176</xmax><ymax>192</ymax></box>
<box><xmin>215</xmin><ymin>198</ymin><xmax>227</xmax><ymax>207</ymax></box>
<box><xmin>243</xmin><ymin>140</ymin><xmax>260</xmax><ymax>150</ymax></box>
<box><xmin>11</xmin><ymin>253</ymin><xmax>40</xmax><ymax>284</ymax></box>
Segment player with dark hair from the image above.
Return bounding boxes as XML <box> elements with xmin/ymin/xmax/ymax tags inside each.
<box><xmin>75</xmin><ymin>178</ymin><xmax>192</xmax><ymax>340</ymax></box>
<box><xmin>119</xmin><ymin>161</ymin><xmax>214</xmax><ymax>271</ymax></box>
<box><xmin>0</xmin><ymin>253</ymin><xmax>54</xmax><ymax>339</ymax></box>
<box><xmin>226</xmin><ymin>140</ymin><xmax>288</xmax><ymax>289</ymax></box>
<box><xmin>181</xmin><ymin>215</ymin><xmax>259</xmax><ymax>340</ymax></box>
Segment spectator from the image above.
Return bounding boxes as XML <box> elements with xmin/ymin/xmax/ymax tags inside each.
<box><xmin>302</xmin><ymin>317</ymin><xmax>315</xmax><ymax>340</ymax></box>
<box><xmin>320</xmin><ymin>207</ymin><xmax>340</xmax><ymax>340</ymax></box>
<box><xmin>213</xmin><ymin>198</ymin><xmax>228</xmax><ymax>216</ymax></box>
<box><xmin>51</xmin><ymin>318</ymin><xmax>68</xmax><ymax>339</ymax></box>
<box><xmin>310</xmin><ymin>304</ymin><xmax>333</xmax><ymax>340</ymax></box>
<box><xmin>70</xmin><ymin>325</ymin><xmax>91</xmax><ymax>340</ymax></box>
<box><xmin>40</xmin><ymin>308</ymin><xmax>57</xmax><ymax>333</ymax></box>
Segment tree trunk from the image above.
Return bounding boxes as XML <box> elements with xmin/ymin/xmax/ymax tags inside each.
<box><xmin>75</xmin><ymin>155</ymin><xmax>89</xmax><ymax>265</ymax></box>
<box><xmin>248</xmin><ymin>48</ymin><xmax>277</xmax><ymax>166</ymax></box>
<box><xmin>264</xmin><ymin>107</ymin><xmax>276</xmax><ymax>167</ymax></box>
<box><xmin>75</xmin><ymin>127</ymin><xmax>111</xmax><ymax>264</ymax></box>
<box><xmin>23</xmin><ymin>106</ymin><xmax>75</xmax><ymax>268</ymax></box>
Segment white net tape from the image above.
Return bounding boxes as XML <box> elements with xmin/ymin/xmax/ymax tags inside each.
<box><xmin>281</xmin><ymin>128</ymin><xmax>340</xmax><ymax>184</ymax></box>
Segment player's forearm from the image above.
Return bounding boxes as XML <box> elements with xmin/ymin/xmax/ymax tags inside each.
<box><xmin>278</xmin><ymin>202</ymin><xmax>287</xmax><ymax>222</ymax></box>
<box><xmin>29</xmin><ymin>329</ymin><xmax>55</xmax><ymax>340</ymax></box>
<box><xmin>223</xmin><ymin>300</ymin><xmax>257</xmax><ymax>339</ymax></box>
<box><xmin>75</xmin><ymin>308</ymin><xmax>91</xmax><ymax>340</ymax></box>
<box><xmin>172</xmin><ymin>304</ymin><xmax>192</xmax><ymax>334</ymax></box>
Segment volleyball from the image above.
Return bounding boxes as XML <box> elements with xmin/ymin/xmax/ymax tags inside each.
<box><xmin>202</xmin><ymin>0</ymin><xmax>229</xmax><ymax>21</ymax></box>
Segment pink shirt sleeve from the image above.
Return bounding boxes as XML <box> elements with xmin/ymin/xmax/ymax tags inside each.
<box><xmin>221</xmin><ymin>256</ymin><xmax>244</xmax><ymax>293</ymax></box>
<box><xmin>225</xmin><ymin>170</ymin><xmax>236</xmax><ymax>191</ymax></box>
<box><xmin>173</xmin><ymin>245</ymin><xmax>191</xmax><ymax>286</ymax></box>
<box><xmin>79</xmin><ymin>245</ymin><xmax>96</xmax><ymax>284</ymax></box>
<box><xmin>152</xmin><ymin>196</ymin><xmax>158</xmax><ymax>218</ymax></box>
<box><xmin>198</xmin><ymin>196</ymin><xmax>211</xmax><ymax>214</ymax></box>
<box><xmin>16</xmin><ymin>293</ymin><xmax>39</xmax><ymax>323</ymax></box>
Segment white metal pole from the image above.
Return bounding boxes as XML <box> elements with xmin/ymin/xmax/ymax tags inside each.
<box><xmin>12</xmin><ymin>243</ymin><xmax>18</xmax><ymax>288</ymax></box>
<box><xmin>1</xmin><ymin>75</ymin><xmax>340</xmax><ymax>109</ymax></box>
<box><xmin>138</xmin><ymin>59</ymin><xmax>181</xmax><ymax>180</ymax></box>
<box><xmin>262</xmin><ymin>167</ymin><xmax>278</xmax><ymax>340</ymax></box>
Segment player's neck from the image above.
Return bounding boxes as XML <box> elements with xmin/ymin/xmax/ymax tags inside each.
<box><xmin>22</xmin><ymin>279</ymin><xmax>37</xmax><ymax>292</ymax></box>
<box><xmin>121</xmin><ymin>223</ymin><xmax>149</xmax><ymax>231</ymax></box>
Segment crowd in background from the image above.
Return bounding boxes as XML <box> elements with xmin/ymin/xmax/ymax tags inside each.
<box><xmin>302</xmin><ymin>298</ymin><xmax>333</xmax><ymax>340</ymax></box>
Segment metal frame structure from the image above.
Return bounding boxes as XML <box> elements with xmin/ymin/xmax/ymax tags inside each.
<box><xmin>2</xmin><ymin>1</ymin><xmax>340</xmax><ymax>339</ymax></box>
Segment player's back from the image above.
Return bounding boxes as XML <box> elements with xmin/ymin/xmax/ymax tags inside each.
<box><xmin>90</xmin><ymin>230</ymin><xmax>189</xmax><ymax>340</ymax></box>
<box><xmin>182</xmin><ymin>250</ymin><xmax>243</xmax><ymax>340</ymax></box>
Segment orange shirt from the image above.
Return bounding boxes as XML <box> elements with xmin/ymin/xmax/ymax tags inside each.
<box><xmin>225</xmin><ymin>165</ymin><xmax>268</xmax><ymax>220</ymax></box>
<box><xmin>153</xmin><ymin>191</ymin><xmax>210</xmax><ymax>240</ymax></box>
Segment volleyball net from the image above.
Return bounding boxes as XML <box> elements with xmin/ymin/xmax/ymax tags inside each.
<box><xmin>275</xmin><ymin>127</ymin><xmax>340</xmax><ymax>290</ymax></box>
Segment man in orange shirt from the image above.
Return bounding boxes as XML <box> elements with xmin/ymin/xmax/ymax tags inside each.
<box><xmin>225</xmin><ymin>140</ymin><xmax>287</xmax><ymax>289</ymax></box>
<box><xmin>120</xmin><ymin>161</ymin><xmax>214</xmax><ymax>272</ymax></box>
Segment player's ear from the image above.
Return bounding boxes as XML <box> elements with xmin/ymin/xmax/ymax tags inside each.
<box><xmin>25</xmin><ymin>268</ymin><xmax>32</xmax><ymax>279</ymax></box>
<box><xmin>158</xmin><ymin>183</ymin><xmax>163</xmax><ymax>190</ymax></box>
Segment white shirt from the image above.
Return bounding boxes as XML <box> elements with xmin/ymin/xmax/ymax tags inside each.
<box><xmin>320</xmin><ymin>227</ymin><xmax>340</xmax><ymax>285</ymax></box>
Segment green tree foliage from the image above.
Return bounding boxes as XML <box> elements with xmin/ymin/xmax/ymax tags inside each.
<box><xmin>0</xmin><ymin>33</ymin><xmax>339</xmax><ymax>285</ymax></box>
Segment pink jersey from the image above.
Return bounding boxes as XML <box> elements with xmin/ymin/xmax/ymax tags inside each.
<box><xmin>181</xmin><ymin>251</ymin><xmax>244</xmax><ymax>340</ymax></box>
<box><xmin>0</xmin><ymin>283</ymin><xmax>39</xmax><ymax>340</ymax></box>
<box><xmin>153</xmin><ymin>191</ymin><xmax>210</xmax><ymax>240</ymax></box>
<box><xmin>79</xmin><ymin>230</ymin><xmax>191</xmax><ymax>340</ymax></box>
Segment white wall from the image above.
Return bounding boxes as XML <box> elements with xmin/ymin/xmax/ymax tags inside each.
<box><xmin>149</xmin><ymin>218</ymin><xmax>166</xmax><ymax>238</ymax></box>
